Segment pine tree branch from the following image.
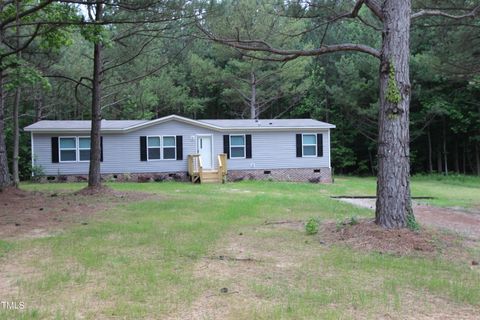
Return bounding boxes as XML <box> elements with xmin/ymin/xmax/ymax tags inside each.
<box><xmin>197</xmin><ymin>22</ymin><xmax>380</xmax><ymax>61</ymax></box>
<box><xmin>412</xmin><ymin>5</ymin><xmax>480</xmax><ymax>20</ymax></box>
<box><xmin>0</xmin><ymin>0</ymin><xmax>54</xmax><ymax>29</ymax></box>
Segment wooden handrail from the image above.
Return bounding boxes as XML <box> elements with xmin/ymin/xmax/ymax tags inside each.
<box><xmin>198</xmin><ymin>155</ymin><xmax>203</xmax><ymax>180</ymax></box>
<box><xmin>188</xmin><ymin>154</ymin><xmax>203</xmax><ymax>182</ymax></box>
<box><xmin>189</xmin><ymin>153</ymin><xmax>226</xmax><ymax>183</ymax></box>
<box><xmin>217</xmin><ymin>153</ymin><xmax>227</xmax><ymax>183</ymax></box>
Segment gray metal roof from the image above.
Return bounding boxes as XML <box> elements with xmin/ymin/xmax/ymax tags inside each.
<box><xmin>24</xmin><ymin>115</ymin><xmax>335</xmax><ymax>132</ymax></box>
<box><xmin>25</xmin><ymin>120</ymin><xmax>148</xmax><ymax>131</ymax></box>
<box><xmin>199</xmin><ymin>119</ymin><xmax>334</xmax><ymax>128</ymax></box>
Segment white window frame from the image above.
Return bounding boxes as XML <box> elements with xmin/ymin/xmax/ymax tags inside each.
<box><xmin>59</xmin><ymin>136</ymin><xmax>78</xmax><ymax>163</ymax></box>
<box><xmin>147</xmin><ymin>136</ymin><xmax>162</xmax><ymax>161</ymax></box>
<box><xmin>78</xmin><ymin>136</ymin><xmax>91</xmax><ymax>162</ymax></box>
<box><xmin>162</xmin><ymin>135</ymin><xmax>177</xmax><ymax>161</ymax></box>
<box><xmin>230</xmin><ymin>134</ymin><xmax>246</xmax><ymax>159</ymax></box>
<box><xmin>302</xmin><ymin>133</ymin><xmax>317</xmax><ymax>157</ymax></box>
<box><xmin>146</xmin><ymin>135</ymin><xmax>176</xmax><ymax>161</ymax></box>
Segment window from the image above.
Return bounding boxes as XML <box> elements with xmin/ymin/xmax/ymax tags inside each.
<box><xmin>59</xmin><ymin>137</ymin><xmax>77</xmax><ymax>162</ymax></box>
<box><xmin>302</xmin><ymin>134</ymin><xmax>317</xmax><ymax>157</ymax></box>
<box><xmin>79</xmin><ymin>137</ymin><xmax>91</xmax><ymax>161</ymax></box>
<box><xmin>230</xmin><ymin>135</ymin><xmax>245</xmax><ymax>159</ymax></box>
<box><xmin>59</xmin><ymin>137</ymin><xmax>92</xmax><ymax>162</ymax></box>
<box><xmin>147</xmin><ymin>136</ymin><xmax>161</xmax><ymax>160</ymax></box>
<box><xmin>147</xmin><ymin>136</ymin><xmax>176</xmax><ymax>160</ymax></box>
<box><xmin>163</xmin><ymin>136</ymin><xmax>176</xmax><ymax>160</ymax></box>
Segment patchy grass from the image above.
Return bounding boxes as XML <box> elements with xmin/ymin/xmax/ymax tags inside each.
<box><xmin>0</xmin><ymin>178</ymin><xmax>478</xmax><ymax>319</ymax></box>
<box><xmin>0</xmin><ymin>239</ymin><xmax>13</xmax><ymax>257</ymax></box>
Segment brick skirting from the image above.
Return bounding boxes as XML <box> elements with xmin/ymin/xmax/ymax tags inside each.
<box><xmin>227</xmin><ymin>168</ymin><xmax>332</xmax><ymax>183</ymax></box>
<box><xmin>38</xmin><ymin>172</ymin><xmax>189</xmax><ymax>183</ymax></box>
<box><xmin>38</xmin><ymin>167</ymin><xmax>332</xmax><ymax>183</ymax></box>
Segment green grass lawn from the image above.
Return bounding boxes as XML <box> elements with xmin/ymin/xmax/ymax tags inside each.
<box><xmin>1</xmin><ymin>176</ymin><xmax>479</xmax><ymax>319</ymax></box>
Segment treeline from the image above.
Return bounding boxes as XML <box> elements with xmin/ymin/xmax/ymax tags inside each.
<box><xmin>1</xmin><ymin>0</ymin><xmax>479</xmax><ymax>182</ymax></box>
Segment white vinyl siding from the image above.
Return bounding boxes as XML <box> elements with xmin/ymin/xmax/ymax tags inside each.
<box><xmin>32</xmin><ymin>120</ymin><xmax>331</xmax><ymax>175</ymax></box>
<box><xmin>230</xmin><ymin>134</ymin><xmax>245</xmax><ymax>159</ymax></box>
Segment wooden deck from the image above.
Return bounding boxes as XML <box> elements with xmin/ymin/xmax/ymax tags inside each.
<box><xmin>187</xmin><ymin>153</ymin><xmax>227</xmax><ymax>184</ymax></box>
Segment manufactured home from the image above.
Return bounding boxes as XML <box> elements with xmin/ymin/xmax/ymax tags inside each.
<box><xmin>24</xmin><ymin>115</ymin><xmax>335</xmax><ymax>183</ymax></box>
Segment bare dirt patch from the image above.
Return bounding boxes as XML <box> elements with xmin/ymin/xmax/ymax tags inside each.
<box><xmin>0</xmin><ymin>186</ymin><xmax>153</xmax><ymax>239</ymax></box>
<box><xmin>321</xmin><ymin>219</ymin><xmax>442</xmax><ymax>256</ymax></box>
<box><xmin>337</xmin><ymin>198</ymin><xmax>480</xmax><ymax>240</ymax></box>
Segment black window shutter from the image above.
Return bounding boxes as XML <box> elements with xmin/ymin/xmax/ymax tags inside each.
<box><xmin>140</xmin><ymin>136</ymin><xmax>147</xmax><ymax>161</ymax></box>
<box><xmin>51</xmin><ymin>137</ymin><xmax>59</xmax><ymax>163</ymax></box>
<box><xmin>100</xmin><ymin>136</ymin><xmax>104</xmax><ymax>162</ymax></box>
<box><xmin>317</xmin><ymin>133</ymin><xmax>323</xmax><ymax>157</ymax></box>
<box><xmin>246</xmin><ymin>134</ymin><xmax>252</xmax><ymax>159</ymax></box>
<box><xmin>296</xmin><ymin>134</ymin><xmax>302</xmax><ymax>157</ymax></box>
<box><xmin>176</xmin><ymin>135</ymin><xmax>183</xmax><ymax>160</ymax></box>
<box><xmin>223</xmin><ymin>135</ymin><xmax>230</xmax><ymax>159</ymax></box>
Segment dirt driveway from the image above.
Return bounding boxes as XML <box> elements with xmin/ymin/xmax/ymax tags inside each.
<box><xmin>337</xmin><ymin>198</ymin><xmax>480</xmax><ymax>240</ymax></box>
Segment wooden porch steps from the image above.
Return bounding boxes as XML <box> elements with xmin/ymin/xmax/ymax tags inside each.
<box><xmin>201</xmin><ymin>170</ymin><xmax>221</xmax><ymax>183</ymax></box>
<box><xmin>188</xmin><ymin>153</ymin><xmax>227</xmax><ymax>184</ymax></box>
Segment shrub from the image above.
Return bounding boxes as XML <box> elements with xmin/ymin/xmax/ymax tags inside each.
<box><xmin>407</xmin><ymin>214</ymin><xmax>420</xmax><ymax>231</ymax></box>
<box><xmin>349</xmin><ymin>216</ymin><xmax>359</xmax><ymax>226</ymax></box>
<box><xmin>305</xmin><ymin>217</ymin><xmax>320</xmax><ymax>235</ymax></box>
<box><xmin>30</xmin><ymin>164</ymin><xmax>44</xmax><ymax>182</ymax></box>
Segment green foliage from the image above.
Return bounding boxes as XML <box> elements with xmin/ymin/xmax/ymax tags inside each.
<box><xmin>349</xmin><ymin>216</ymin><xmax>359</xmax><ymax>226</ymax></box>
<box><xmin>31</xmin><ymin>163</ymin><xmax>45</xmax><ymax>182</ymax></box>
<box><xmin>80</xmin><ymin>25</ymin><xmax>110</xmax><ymax>45</ymax></box>
<box><xmin>305</xmin><ymin>217</ymin><xmax>320</xmax><ymax>235</ymax></box>
<box><xmin>386</xmin><ymin>62</ymin><xmax>401</xmax><ymax>104</ymax></box>
<box><xmin>406</xmin><ymin>213</ymin><xmax>420</xmax><ymax>232</ymax></box>
<box><xmin>39</xmin><ymin>3</ymin><xmax>77</xmax><ymax>50</ymax></box>
<box><xmin>4</xmin><ymin>58</ymin><xmax>51</xmax><ymax>91</ymax></box>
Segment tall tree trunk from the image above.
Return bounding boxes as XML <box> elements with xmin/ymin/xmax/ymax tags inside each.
<box><xmin>368</xmin><ymin>147</ymin><xmax>375</xmax><ymax>176</ymax></box>
<box><xmin>88</xmin><ymin>2</ymin><xmax>103</xmax><ymax>188</ymax></box>
<box><xmin>466</xmin><ymin>143</ymin><xmax>473</xmax><ymax>173</ymax></box>
<box><xmin>436</xmin><ymin>143</ymin><xmax>442</xmax><ymax>173</ymax></box>
<box><xmin>476</xmin><ymin>142</ymin><xmax>480</xmax><ymax>176</ymax></box>
<box><xmin>427</xmin><ymin>128</ymin><xmax>433</xmax><ymax>173</ymax></box>
<box><xmin>34</xmin><ymin>89</ymin><xmax>43</xmax><ymax>122</ymax></box>
<box><xmin>325</xmin><ymin>96</ymin><xmax>329</xmax><ymax>123</ymax></box>
<box><xmin>12</xmin><ymin>87</ymin><xmax>21</xmax><ymax>187</ymax></box>
<box><xmin>375</xmin><ymin>0</ymin><xmax>413</xmax><ymax>228</ymax></box>
<box><xmin>453</xmin><ymin>138</ymin><xmax>459</xmax><ymax>173</ymax></box>
<box><xmin>442</xmin><ymin>117</ymin><xmax>448</xmax><ymax>175</ymax></box>
<box><xmin>0</xmin><ymin>70</ymin><xmax>10</xmax><ymax>190</ymax></box>
<box><xmin>0</xmin><ymin>3</ymin><xmax>11</xmax><ymax>190</ymax></box>
<box><xmin>462</xmin><ymin>140</ymin><xmax>467</xmax><ymax>174</ymax></box>
<box><xmin>12</xmin><ymin>0</ymin><xmax>20</xmax><ymax>187</ymax></box>
<box><xmin>250</xmin><ymin>71</ymin><xmax>256</xmax><ymax>119</ymax></box>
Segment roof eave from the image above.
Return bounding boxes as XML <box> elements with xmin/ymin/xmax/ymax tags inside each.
<box><xmin>123</xmin><ymin>114</ymin><xmax>224</xmax><ymax>132</ymax></box>
<box><xmin>24</xmin><ymin>128</ymin><xmax>122</xmax><ymax>133</ymax></box>
<box><xmin>221</xmin><ymin>125</ymin><xmax>335</xmax><ymax>131</ymax></box>
<box><xmin>24</xmin><ymin>115</ymin><xmax>336</xmax><ymax>133</ymax></box>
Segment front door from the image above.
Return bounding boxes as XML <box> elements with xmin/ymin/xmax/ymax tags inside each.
<box><xmin>197</xmin><ymin>135</ymin><xmax>213</xmax><ymax>169</ymax></box>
